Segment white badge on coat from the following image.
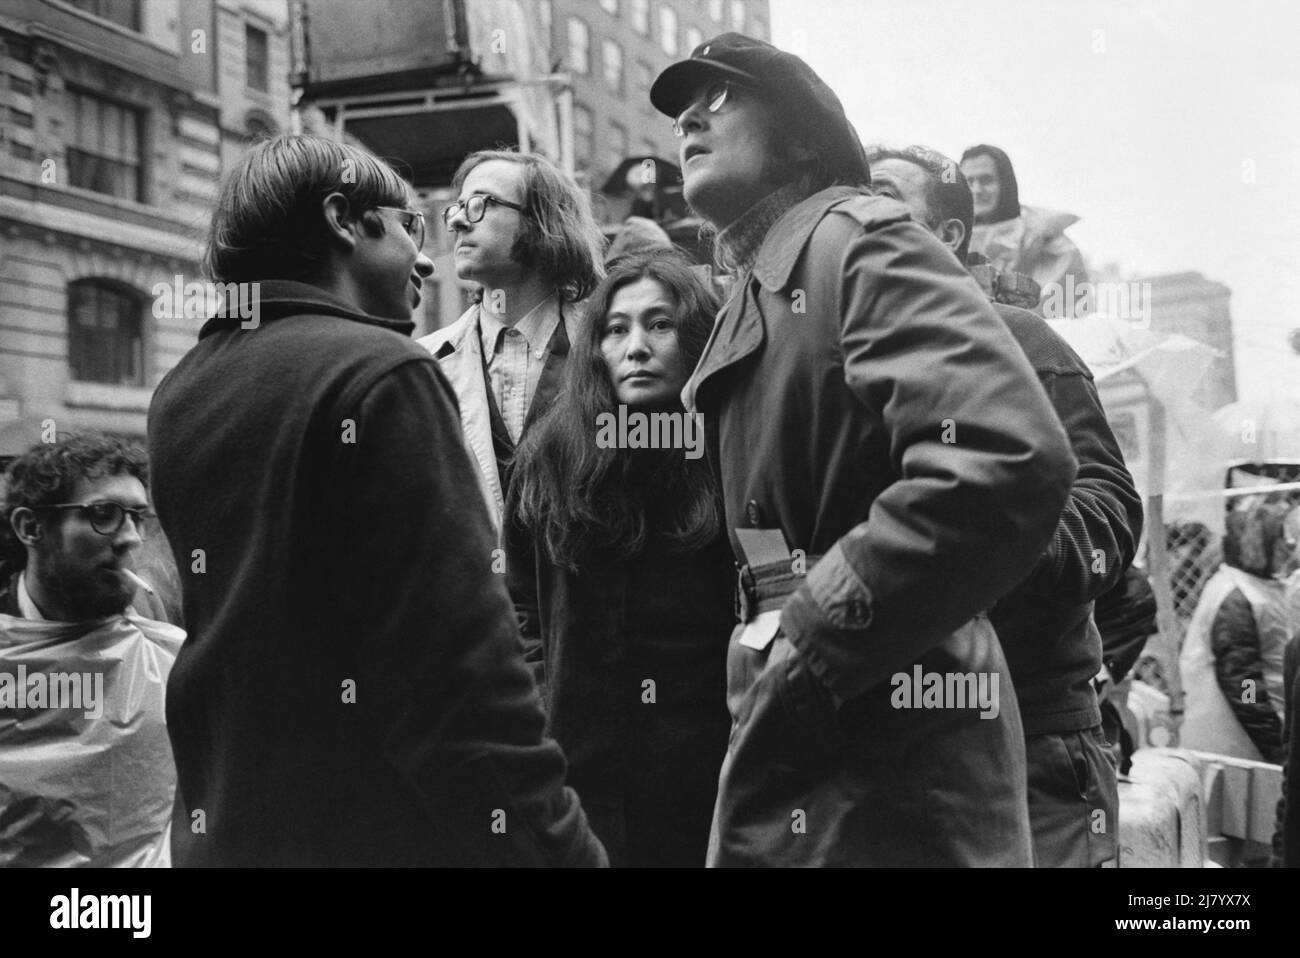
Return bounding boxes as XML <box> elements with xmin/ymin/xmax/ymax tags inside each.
<box><xmin>738</xmin><ymin>609</ymin><xmax>782</xmax><ymax>650</ymax></box>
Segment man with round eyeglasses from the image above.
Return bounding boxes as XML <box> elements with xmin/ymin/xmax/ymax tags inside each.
<box><xmin>653</xmin><ymin>33</ymin><xmax>1078</xmax><ymax>866</ymax></box>
<box><xmin>420</xmin><ymin>150</ymin><xmax>605</xmax><ymax>533</ymax></box>
<box><xmin>1</xmin><ymin>434</ymin><xmax>183</xmax><ymax>866</ymax></box>
<box><xmin>669</xmin><ymin>80</ymin><xmax>754</xmax><ymax>137</ymax></box>
<box><xmin>3</xmin><ymin>435</ymin><xmax>163</xmax><ymax>623</ymax></box>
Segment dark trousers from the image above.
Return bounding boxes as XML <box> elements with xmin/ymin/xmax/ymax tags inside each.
<box><xmin>1025</xmin><ymin>726</ymin><xmax>1119</xmax><ymax>867</ymax></box>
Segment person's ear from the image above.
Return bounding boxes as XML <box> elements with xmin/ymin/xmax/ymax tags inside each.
<box><xmin>321</xmin><ymin>192</ymin><xmax>360</xmax><ymax>253</ymax></box>
<box><xmin>10</xmin><ymin>507</ymin><xmax>43</xmax><ymax>547</ymax></box>
<box><xmin>937</xmin><ymin>217</ymin><xmax>966</xmax><ymax>256</ymax></box>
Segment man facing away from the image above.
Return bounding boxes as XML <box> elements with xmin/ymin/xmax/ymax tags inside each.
<box><xmin>1</xmin><ymin>435</ymin><xmax>182</xmax><ymax>866</ymax></box>
<box><xmin>869</xmin><ymin>146</ymin><xmax>1144</xmax><ymax>866</ymax></box>
<box><xmin>653</xmin><ymin>34</ymin><xmax>1077</xmax><ymax>866</ymax></box>
<box><xmin>419</xmin><ymin>151</ymin><xmax>606</xmax><ymax>534</ymax></box>
<box><xmin>147</xmin><ymin>134</ymin><xmax>605</xmax><ymax>866</ymax></box>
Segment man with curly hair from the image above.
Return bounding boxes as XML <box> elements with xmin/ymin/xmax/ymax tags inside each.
<box><xmin>2</xmin><ymin>434</ymin><xmax>160</xmax><ymax>621</ymax></box>
<box><xmin>1</xmin><ymin>434</ymin><xmax>182</xmax><ymax>866</ymax></box>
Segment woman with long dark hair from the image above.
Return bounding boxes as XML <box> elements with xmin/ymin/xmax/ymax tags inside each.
<box><xmin>506</xmin><ymin>249</ymin><xmax>734</xmax><ymax>867</ymax></box>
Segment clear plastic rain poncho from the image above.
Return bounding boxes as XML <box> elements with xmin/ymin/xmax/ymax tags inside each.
<box><xmin>0</xmin><ymin>611</ymin><xmax>184</xmax><ymax>866</ymax></box>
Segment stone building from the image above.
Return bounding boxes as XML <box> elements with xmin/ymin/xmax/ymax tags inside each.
<box><xmin>0</xmin><ymin>0</ymin><xmax>291</xmax><ymax>448</ymax></box>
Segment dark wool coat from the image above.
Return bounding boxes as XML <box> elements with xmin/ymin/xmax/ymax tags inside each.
<box><xmin>507</xmin><ymin>518</ymin><xmax>735</xmax><ymax>867</ymax></box>
<box><xmin>148</xmin><ymin>282</ymin><xmax>605</xmax><ymax>867</ymax></box>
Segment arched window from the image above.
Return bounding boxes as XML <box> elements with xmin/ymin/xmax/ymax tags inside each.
<box><xmin>67</xmin><ymin>279</ymin><xmax>145</xmax><ymax>386</ymax></box>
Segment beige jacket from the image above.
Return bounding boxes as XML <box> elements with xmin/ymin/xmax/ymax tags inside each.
<box><xmin>418</xmin><ymin>303</ymin><xmax>581</xmax><ymax>532</ymax></box>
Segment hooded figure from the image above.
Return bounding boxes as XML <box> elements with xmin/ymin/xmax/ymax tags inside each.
<box><xmin>960</xmin><ymin>144</ymin><xmax>1089</xmax><ymax>316</ymax></box>
<box><xmin>1179</xmin><ymin>497</ymin><xmax>1300</xmax><ymax>762</ymax></box>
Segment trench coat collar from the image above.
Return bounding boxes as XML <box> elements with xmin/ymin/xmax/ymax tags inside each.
<box><xmin>751</xmin><ymin>185</ymin><xmax>867</xmax><ymax>293</ymax></box>
<box><xmin>682</xmin><ymin>186</ymin><xmax>865</xmax><ymax>413</ymax></box>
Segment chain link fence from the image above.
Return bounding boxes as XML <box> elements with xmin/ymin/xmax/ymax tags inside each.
<box><xmin>1128</xmin><ymin>469</ymin><xmax>1300</xmax><ymax>749</ymax></box>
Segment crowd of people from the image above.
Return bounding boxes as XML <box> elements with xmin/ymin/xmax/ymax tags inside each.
<box><xmin>2</xmin><ymin>30</ymin><xmax>1298</xmax><ymax>868</ymax></box>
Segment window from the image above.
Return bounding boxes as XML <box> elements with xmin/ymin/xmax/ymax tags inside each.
<box><xmin>751</xmin><ymin>18</ymin><xmax>765</xmax><ymax>40</ymax></box>
<box><xmin>659</xmin><ymin>7</ymin><xmax>678</xmax><ymax>56</ymax></box>
<box><xmin>709</xmin><ymin>0</ymin><xmax>724</xmax><ymax>22</ymax></box>
<box><xmin>66</xmin><ymin>0</ymin><xmax>141</xmax><ymax>31</ymax></box>
<box><xmin>67</xmin><ymin>280</ymin><xmax>144</xmax><ymax>386</ymax></box>
<box><xmin>609</xmin><ymin>121</ymin><xmax>629</xmax><ymax>171</ymax></box>
<box><xmin>538</xmin><ymin>0</ymin><xmax>551</xmax><ymax>36</ymax></box>
<box><xmin>600</xmin><ymin>0</ymin><xmax>619</xmax><ymax>15</ymax></box>
<box><xmin>573</xmin><ymin>104</ymin><xmax>594</xmax><ymax>169</ymax></box>
<box><xmin>730</xmin><ymin>0</ymin><xmax>746</xmax><ymax>32</ymax></box>
<box><xmin>685</xmin><ymin>26</ymin><xmax>703</xmax><ymax>53</ymax></box>
<box><xmin>631</xmin><ymin>0</ymin><xmax>650</xmax><ymax>36</ymax></box>
<box><xmin>567</xmin><ymin>18</ymin><xmax>590</xmax><ymax>74</ymax></box>
<box><xmin>245</xmin><ymin>24</ymin><xmax>269</xmax><ymax>92</ymax></box>
<box><xmin>602</xmin><ymin>39</ymin><xmax>623</xmax><ymax>93</ymax></box>
<box><xmin>65</xmin><ymin>88</ymin><xmax>143</xmax><ymax>202</ymax></box>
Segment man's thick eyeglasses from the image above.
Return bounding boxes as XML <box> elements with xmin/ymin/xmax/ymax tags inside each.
<box><xmin>672</xmin><ymin>80</ymin><xmax>754</xmax><ymax>137</ymax></box>
<box><xmin>442</xmin><ymin>194</ymin><xmax>526</xmax><ymax>229</ymax></box>
<box><xmin>36</xmin><ymin>502</ymin><xmax>155</xmax><ymax>537</ymax></box>
<box><xmin>373</xmin><ymin>206</ymin><xmax>426</xmax><ymax>252</ymax></box>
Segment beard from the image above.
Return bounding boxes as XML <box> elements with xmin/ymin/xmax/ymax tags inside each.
<box><xmin>35</xmin><ymin>545</ymin><xmax>134</xmax><ymax>621</ymax></box>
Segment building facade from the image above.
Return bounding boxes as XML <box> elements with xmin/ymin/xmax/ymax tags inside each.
<box><xmin>0</xmin><ymin>0</ymin><xmax>291</xmax><ymax>447</ymax></box>
<box><xmin>0</xmin><ymin>0</ymin><xmax>775</xmax><ymax>444</ymax></box>
<box><xmin>1143</xmin><ymin>270</ymin><xmax>1238</xmax><ymax>410</ymax></box>
<box><xmin>292</xmin><ymin>0</ymin><xmax>770</xmax><ymax>336</ymax></box>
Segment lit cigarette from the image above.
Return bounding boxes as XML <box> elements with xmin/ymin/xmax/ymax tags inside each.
<box><xmin>123</xmin><ymin>569</ymin><xmax>156</xmax><ymax>596</ymax></box>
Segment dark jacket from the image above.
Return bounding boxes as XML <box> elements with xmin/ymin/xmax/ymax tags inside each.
<box><xmin>1209</xmin><ymin>588</ymin><xmax>1285</xmax><ymax>761</ymax></box>
<box><xmin>683</xmin><ymin>188</ymin><xmax>1077</xmax><ymax>866</ymax></box>
<box><xmin>147</xmin><ymin>281</ymin><xmax>605</xmax><ymax>867</ymax></box>
<box><xmin>986</xmin><ymin>302</ymin><xmax>1143</xmax><ymax>735</ymax></box>
<box><xmin>507</xmin><ymin>516</ymin><xmax>735</xmax><ymax>867</ymax></box>
<box><xmin>1095</xmin><ymin>565</ymin><xmax>1158</xmax><ymax>686</ymax></box>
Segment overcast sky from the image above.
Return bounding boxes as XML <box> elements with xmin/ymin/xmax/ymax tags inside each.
<box><xmin>770</xmin><ymin>0</ymin><xmax>1300</xmax><ymax>402</ymax></box>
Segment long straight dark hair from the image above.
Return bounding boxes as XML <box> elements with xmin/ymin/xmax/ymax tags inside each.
<box><xmin>509</xmin><ymin>249</ymin><xmax>722</xmax><ymax>570</ymax></box>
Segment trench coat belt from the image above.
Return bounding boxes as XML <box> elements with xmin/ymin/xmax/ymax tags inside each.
<box><xmin>735</xmin><ymin>555</ymin><xmax>824</xmax><ymax>623</ymax></box>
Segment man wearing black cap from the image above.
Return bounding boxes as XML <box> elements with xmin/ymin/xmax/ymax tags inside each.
<box><xmin>654</xmin><ymin>34</ymin><xmax>1078</xmax><ymax>866</ymax></box>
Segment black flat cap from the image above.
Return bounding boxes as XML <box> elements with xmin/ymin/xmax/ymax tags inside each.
<box><xmin>650</xmin><ymin>32</ymin><xmax>869</xmax><ymax>185</ymax></box>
